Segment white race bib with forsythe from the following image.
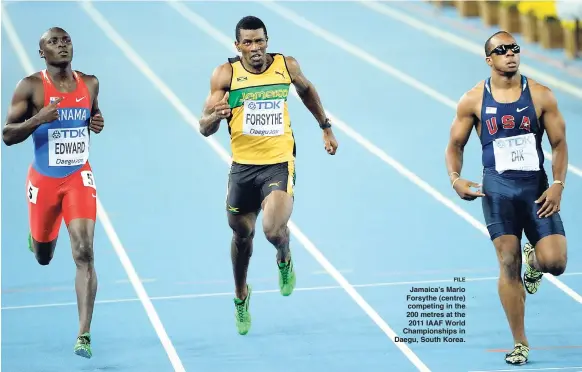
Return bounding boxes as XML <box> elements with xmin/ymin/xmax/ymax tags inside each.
<box><xmin>493</xmin><ymin>132</ymin><xmax>540</xmax><ymax>173</ymax></box>
<box><xmin>242</xmin><ymin>99</ymin><xmax>285</xmax><ymax>137</ymax></box>
<box><xmin>48</xmin><ymin>127</ymin><xmax>90</xmax><ymax>167</ymax></box>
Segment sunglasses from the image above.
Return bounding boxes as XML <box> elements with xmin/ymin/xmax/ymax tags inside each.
<box><xmin>487</xmin><ymin>43</ymin><xmax>520</xmax><ymax>56</ymax></box>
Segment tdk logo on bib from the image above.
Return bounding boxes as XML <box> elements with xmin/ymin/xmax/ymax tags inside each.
<box><xmin>51</xmin><ymin>128</ymin><xmax>87</xmax><ymax>139</ymax></box>
<box><xmin>246</xmin><ymin>100</ymin><xmax>282</xmax><ymax>111</ymax></box>
<box><xmin>494</xmin><ymin>134</ymin><xmax>534</xmax><ymax>149</ymax></box>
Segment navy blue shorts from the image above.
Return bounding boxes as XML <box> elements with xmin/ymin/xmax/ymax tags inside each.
<box><xmin>481</xmin><ymin>168</ymin><xmax>565</xmax><ymax>245</ymax></box>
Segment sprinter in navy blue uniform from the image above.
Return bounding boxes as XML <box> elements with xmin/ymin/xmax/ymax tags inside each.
<box><xmin>445</xmin><ymin>31</ymin><xmax>568</xmax><ymax>366</ymax></box>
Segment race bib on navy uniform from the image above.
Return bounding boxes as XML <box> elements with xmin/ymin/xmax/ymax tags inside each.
<box><xmin>242</xmin><ymin>99</ymin><xmax>285</xmax><ymax>136</ymax></box>
<box><xmin>48</xmin><ymin>127</ymin><xmax>90</xmax><ymax>167</ymax></box>
<box><xmin>493</xmin><ymin>133</ymin><xmax>540</xmax><ymax>173</ymax></box>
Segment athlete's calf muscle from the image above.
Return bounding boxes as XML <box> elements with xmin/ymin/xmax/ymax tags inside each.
<box><xmin>262</xmin><ymin>191</ymin><xmax>293</xmax><ymax>258</ymax></box>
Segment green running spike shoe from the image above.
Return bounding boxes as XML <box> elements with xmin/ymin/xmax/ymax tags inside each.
<box><xmin>234</xmin><ymin>285</ymin><xmax>252</xmax><ymax>335</ymax></box>
<box><xmin>74</xmin><ymin>332</ymin><xmax>92</xmax><ymax>359</ymax></box>
<box><xmin>28</xmin><ymin>232</ymin><xmax>33</xmax><ymax>252</ymax></box>
<box><xmin>523</xmin><ymin>243</ymin><xmax>543</xmax><ymax>294</ymax></box>
<box><xmin>278</xmin><ymin>258</ymin><xmax>296</xmax><ymax>296</ymax></box>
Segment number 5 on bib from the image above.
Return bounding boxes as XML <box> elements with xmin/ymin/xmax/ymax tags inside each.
<box><xmin>28</xmin><ymin>181</ymin><xmax>39</xmax><ymax>204</ymax></box>
<box><xmin>81</xmin><ymin>171</ymin><xmax>96</xmax><ymax>189</ymax></box>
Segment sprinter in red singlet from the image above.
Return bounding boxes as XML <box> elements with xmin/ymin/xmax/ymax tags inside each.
<box><xmin>2</xmin><ymin>27</ymin><xmax>104</xmax><ymax>359</ymax></box>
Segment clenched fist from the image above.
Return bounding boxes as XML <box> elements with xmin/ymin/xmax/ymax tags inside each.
<box><xmin>35</xmin><ymin>97</ymin><xmax>62</xmax><ymax>124</ymax></box>
<box><xmin>213</xmin><ymin>91</ymin><xmax>231</xmax><ymax>120</ymax></box>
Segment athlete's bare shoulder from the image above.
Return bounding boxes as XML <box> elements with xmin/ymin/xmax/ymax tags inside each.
<box><xmin>283</xmin><ymin>55</ymin><xmax>297</xmax><ymax>65</ymax></box>
<box><xmin>283</xmin><ymin>55</ymin><xmax>310</xmax><ymax>89</ymax></box>
<box><xmin>283</xmin><ymin>55</ymin><xmax>300</xmax><ymax>75</ymax></box>
<box><xmin>214</xmin><ymin>62</ymin><xmax>232</xmax><ymax>78</ymax></box>
<box><xmin>76</xmin><ymin>71</ymin><xmax>97</xmax><ymax>81</ymax></box>
<box><xmin>17</xmin><ymin>72</ymin><xmax>43</xmax><ymax>90</ymax></box>
<box><xmin>457</xmin><ymin>80</ymin><xmax>484</xmax><ymax>117</ymax></box>
<box><xmin>5</xmin><ymin>73</ymin><xmax>44</xmax><ymax>125</ymax></box>
<box><xmin>75</xmin><ymin>71</ymin><xmax>99</xmax><ymax>90</ymax></box>
<box><xmin>11</xmin><ymin>73</ymin><xmax>44</xmax><ymax>104</ymax></box>
<box><xmin>210</xmin><ymin>62</ymin><xmax>232</xmax><ymax>91</ymax></box>
<box><xmin>526</xmin><ymin>77</ymin><xmax>556</xmax><ymax>108</ymax></box>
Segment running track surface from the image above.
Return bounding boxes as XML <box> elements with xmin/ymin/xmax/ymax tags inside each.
<box><xmin>2</xmin><ymin>2</ymin><xmax>582</xmax><ymax>372</ymax></box>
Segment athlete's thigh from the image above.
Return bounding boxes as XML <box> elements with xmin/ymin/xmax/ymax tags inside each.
<box><xmin>226</xmin><ymin>163</ymin><xmax>261</xmax><ymax>216</ymax></box>
<box><xmin>481</xmin><ymin>171</ymin><xmax>522</xmax><ymax>241</ymax></box>
<box><xmin>26</xmin><ymin>165</ymin><xmax>63</xmax><ymax>243</ymax></box>
<box><xmin>259</xmin><ymin>160</ymin><xmax>295</xmax><ymax>206</ymax></box>
<box><xmin>259</xmin><ymin>161</ymin><xmax>295</xmax><ymax>226</ymax></box>
<box><xmin>522</xmin><ymin>171</ymin><xmax>566</xmax><ymax>247</ymax></box>
<box><xmin>61</xmin><ymin>162</ymin><xmax>97</xmax><ymax>226</ymax></box>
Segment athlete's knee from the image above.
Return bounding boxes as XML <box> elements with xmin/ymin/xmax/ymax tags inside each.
<box><xmin>535</xmin><ymin>235</ymin><xmax>567</xmax><ymax>276</ymax></box>
<box><xmin>67</xmin><ymin>219</ymin><xmax>95</xmax><ymax>265</ymax></box>
<box><xmin>33</xmin><ymin>240</ymin><xmax>57</xmax><ymax>266</ymax></box>
<box><xmin>233</xmin><ymin>228</ymin><xmax>254</xmax><ymax>246</ymax></box>
<box><xmin>69</xmin><ymin>226</ymin><xmax>94</xmax><ymax>265</ymax></box>
<box><xmin>494</xmin><ymin>237</ymin><xmax>521</xmax><ymax>280</ymax></box>
<box><xmin>35</xmin><ymin>250</ymin><xmax>53</xmax><ymax>266</ymax></box>
<box><xmin>537</xmin><ymin>249</ymin><xmax>567</xmax><ymax>276</ymax></box>
<box><xmin>228</xmin><ymin>213</ymin><xmax>256</xmax><ymax>247</ymax></box>
<box><xmin>36</xmin><ymin>255</ymin><xmax>52</xmax><ymax>265</ymax></box>
<box><xmin>543</xmin><ymin>261</ymin><xmax>567</xmax><ymax>276</ymax></box>
<box><xmin>71</xmin><ymin>238</ymin><xmax>94</xmax><ymax>265</ymax></box>
<box><xmin>263</xmin><ymin>224</ymin><xmax>289</xmax><ymax>248</ymax></box>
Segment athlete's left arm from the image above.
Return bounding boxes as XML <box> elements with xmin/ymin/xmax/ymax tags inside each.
<box><xmin>85</xmin><ymin>75</ymin><xmax>104</xmax><ymax>134</ymax></box>
<box><xmin>285</xmin><ymin>56</ymin><xmax>327</xmax><ymax>127</ymax></box>
<box><xmin>539</xmin><ymin>86</ymin><xmax>568</xmax><ymax>185</ymax></box>
<box><xmin>286</xmin><ymin>56</ymin><xmax>338</xmax><ymax>154</ymax></box>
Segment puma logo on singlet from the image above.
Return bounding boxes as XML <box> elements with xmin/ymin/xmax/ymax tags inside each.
<box><xmin>275</xmin><ymin>71</ymin><xmax>285</xmax><ymax>78</ymax></box>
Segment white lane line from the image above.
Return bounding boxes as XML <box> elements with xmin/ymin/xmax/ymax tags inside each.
<box><xmin>5</xmin><ymin>270</ymin><xmax>582</xmax><ymax>311</ymax></box>
<box><xmin>0</xmin><ymin>274</ymin><xmax>510</xmax><ymax>310</ymax></box>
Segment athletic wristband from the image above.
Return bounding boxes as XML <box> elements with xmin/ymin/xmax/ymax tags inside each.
<box><xmin>553</xmin><ymin>180</ymin><xmax>565</xmax><ymax>189</ymax></box>
<box><xmin>319</xmin><ymin>118</ymin><xmax>332</xmax><ymax>130</ymax></box>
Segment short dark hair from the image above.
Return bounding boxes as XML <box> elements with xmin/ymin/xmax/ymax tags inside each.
<box><xmin>39</xmin><ymin>27</ymin><xmax>68</xmax><ymax>48</ymax></box>
<box><xmin>235</xmin><ymin>16</ymin><xmax>267</xmax><ymax>42</ymax></box>
<box><xmin>484</xmin><ymin>31</ymin><xmax>511</xmax><ymax>56</ymax></box>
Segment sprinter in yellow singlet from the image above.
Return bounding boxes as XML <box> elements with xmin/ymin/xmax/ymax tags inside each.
<box><xmin>199</xmin><ymin>16</ymin><xmax>338</xmax><ymax>335</ymax></box>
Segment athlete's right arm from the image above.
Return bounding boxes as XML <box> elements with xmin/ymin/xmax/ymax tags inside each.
<box><xmin>2</xmin><ymin>77</ymin><xmax>59</xmax><ymax>146</ymax></box>
<box><xmin>199</xmin><ymin>64</ymin><xmax>231</xmax><ymax>137</ymax></box>
<box><xmin>2</xmin><ymin>77</ymin><xmax>38</xmax><ymax>146</ymax></box>
<box><xmin>445</xmin><ymin>89</ymin><xmax>485</xmax><ymax>200</ymax></box>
